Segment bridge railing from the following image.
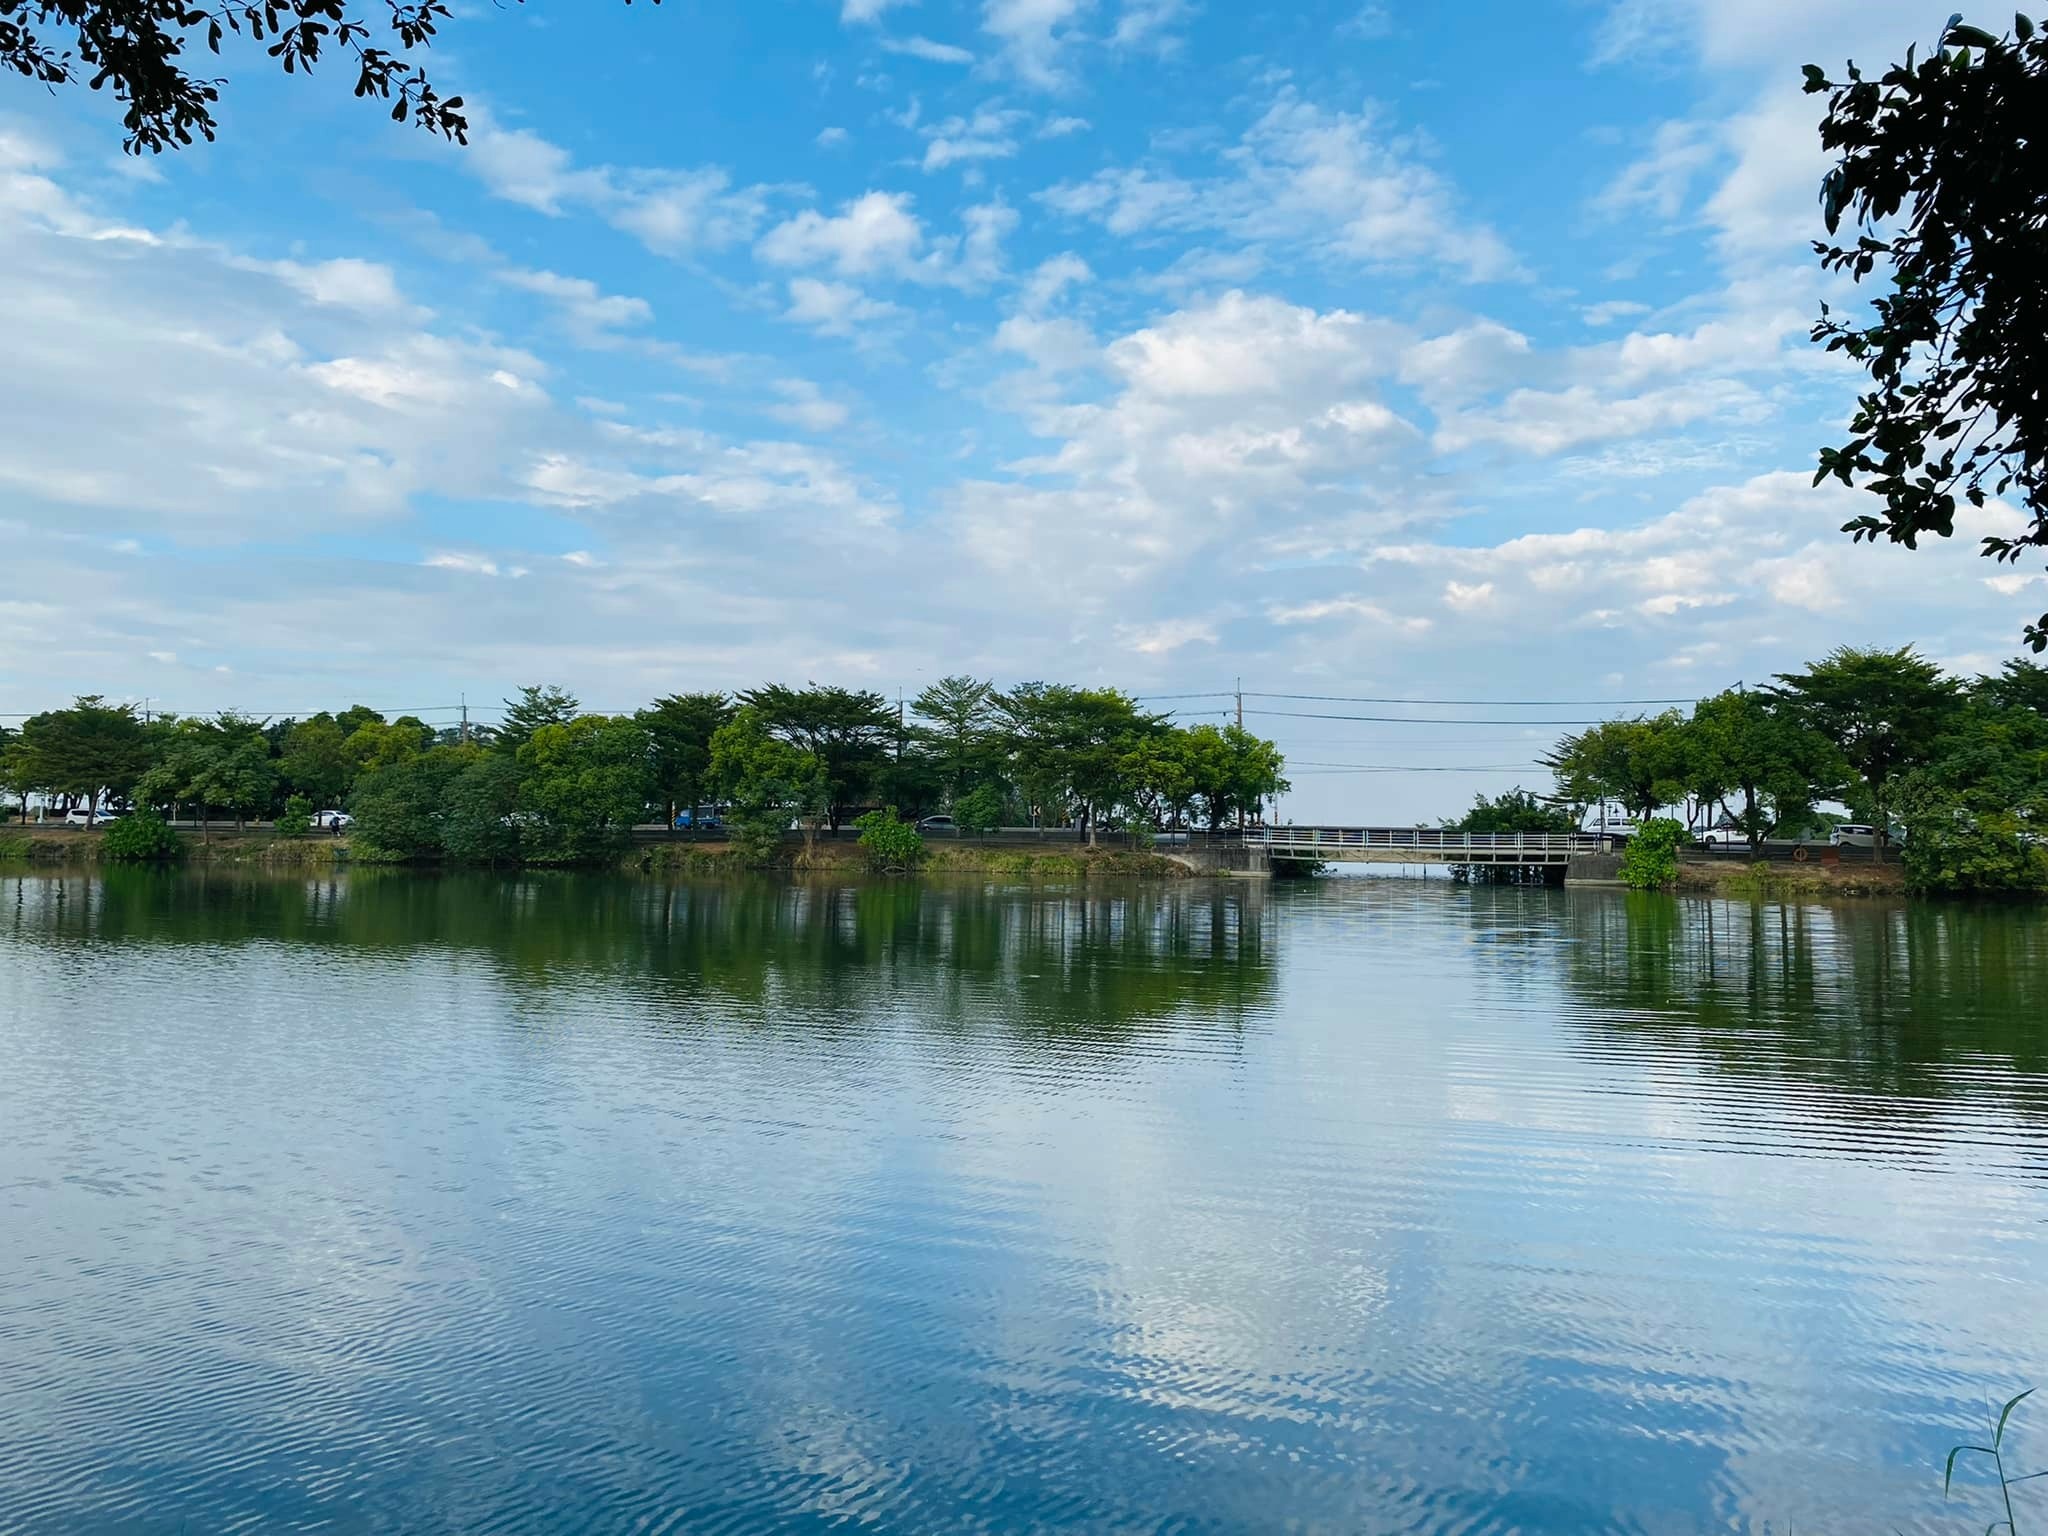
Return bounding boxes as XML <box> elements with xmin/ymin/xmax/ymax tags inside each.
<box><xmin>1241</xmin><ymin>827</ymin><xmax>1601</xmax><ymax>855</ymax></box>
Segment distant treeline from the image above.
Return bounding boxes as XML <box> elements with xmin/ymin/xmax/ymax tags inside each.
<box><xmin>0</xmin><ymin>679</ymin><xmax>1288</xmax><ymax>864</ymax></box>
<box><xmin>1447</xmin><ymin>648</ymin><xmax>2048</xmax><ymax>894</ymax></box>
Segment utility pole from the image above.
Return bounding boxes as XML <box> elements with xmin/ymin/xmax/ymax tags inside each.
<box><xmin>460</xmin><ymin>693</ymin><xmax>469</xmax><ymax>745</ymax></box>
<box><xmin>1235</xmin><ymin>676</ymin><xmax>1242</xmax><ymax>729</ymax></box>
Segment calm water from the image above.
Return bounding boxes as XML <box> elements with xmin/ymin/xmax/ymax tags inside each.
<box><xmin>3</xmin><ymin>871</ymin><xmax>2046</xmax><ymax>1534</ymax></box>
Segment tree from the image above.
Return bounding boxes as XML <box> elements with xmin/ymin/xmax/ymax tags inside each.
<box><xmin>349</xmin><ymin>746</ymin><xmax>468</xmax><ymax>860</ymax></box>
<box><xmin>0</xmin><ymin>1</ymin><xmax>658</xmax><ymax>157</ymax></box>
<box><xmin>278</xmin><ymin>714</ymin><xmax>350</xmax><ymax>806</ymax></box>
<box><xmin>441</xmin><ymin>751</ymin><xmax>522</xmax><ymax>864</ymax></box>
<box><xmin>515</xmin><ymin>714</ymin><xmax>652</xmax><ymax>861</ymax></box>
<box><xmin>182</xmin><ymin>715</ymin><xmax>278</xmax><ymax>828</ymax></box>
<box><xmin>495</xmin><ymin>684</ymin><xmax>581</xmax><ymax>758</ymax></box>
<box><xmin>1682</xmin><ymin>690</ymin><xmax>1846</xmax><ymax>848</ymax></box>
<box><xmin>11</xmin><ymin>695</ymin><xmax>152</xmax><ymax>819</ymax></box>
<box><xmin>1806</xmin><ymin>16</ymin><xmax>2048</xmax><ymax>650</ymax></box>
<box><xmin>1770</xmin><ymin>646</ymin><xmax>1958</xmax><ymax>844</ymax></box>
<box><xmin>276</xmin><ymin>794</ymin><xmax>314</xmax><ymax>837</ymax></box>
<box><xmin>912</xmin><ymin>676</ymin><xmax>1000</xmax><ymax>800</ymax></box>
<box><xmin>952</xmin><ymin>782</ymin><xmax>1005</xmax><ymax>835</ymax></box>
<box><xmin>0</xmin><ymin>722</ymin><xmax>24</xmax><ymax>821</ymax></box>
<box><xmin>999</xmin><ymin>684</ymin><xmax>1163</xmax><ymax>842</ymax></box>
<box><xmin>710</xmin><ymin>706</ymin><xmax>825</xmax><ymax>862</ymax></box>
<box><xmin>852</xmin><ymin>808</ymin><xmax>924</xmax><ymax>872</ymax></box>
<box><xmin>1543</xmin><ymin>712</ymin><xmax>1689</xmax><ymax>823</ymax></box>
<box><xmin>1449</xmin><ymin>788</ymin><xmax>1576</xmax><ymax>834</ymax></box>
<box><xmin>344</xmin><ymin>714</ymin><xmax>432</xmax><ymax>776</ymax></box>
<box><xmin>1979</xmin><ymin>656</ymin><xmax>2048</xmax><ymax>716</ymax></box>
<box><xmin>638</xmin><ymin>692</ymin><xmax>734</xmax><ymax>829</ymax></box>
<box><xmin>738</xmin><ymin>683</ymin><xmax>894</xmax><ymax>831</ymax></box>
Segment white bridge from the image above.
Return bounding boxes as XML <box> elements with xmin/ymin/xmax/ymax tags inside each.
<box><xmin>1240</xmin><ymin>827</ymin><xmax>1607</xmax><ymax>867</ymax></box>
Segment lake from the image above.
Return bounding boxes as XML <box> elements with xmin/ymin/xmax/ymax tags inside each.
<box><xmin>2</xmin><ymin>868</ymin><xmax>2045</xmax><ymax>1533</ymax></box>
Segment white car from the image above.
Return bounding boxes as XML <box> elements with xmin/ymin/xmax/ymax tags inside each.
<box><xmin>61</xmin><ymin>808</ymin><xmax>118</xmax><ymax>827</ymax></box>
<box><xmin>313</xmin><ymin>810</ymin><xmax>353</xmax><ymax>829</ymax></box>
<box><xmin>1699</xmin><ymin>826</ymin><xmax>1747</xmax><ymax>847</ymax></box>
<box><xmin>1832</xmin><ymin>824</ymin><xmax>1884</xmax><ymax>848</ymax></box>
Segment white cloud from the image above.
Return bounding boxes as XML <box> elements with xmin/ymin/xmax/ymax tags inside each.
<box><xmin>883</xmin><ymin>34</ymin><xmax>976</xmax><ymax>64</ymax></box>
<box><xmin>842</xmin><ymin>0</ymin><xmax>912</xmax><ymax>20</ymax></box>
<box><xmin>982</xmin><ymin>0</ymin><xmax>1091</xmax><ymax>88</ymax></box>
<box><xmin>758</xmin><ymin>190</ymin><xmax>925</xmax><ymax>275</ymax></box>
<box><xmin>783</xmin><ymin>277</ymin><xmax>907</xmax><ymax>337</ymax></box>
<box><xmin>765</xmin><ymin>378</ymin><xmax>852</xmax><ymax>432</ymax></box>
<box><xmin>1039</xmin><ymin>91</ymin><xmax>1517</xmax><ymax>281</ymax></box>
<box><xmin>1582</xmin><ymin>299</ymin><xmax>1651</xmax><ymax>327</ymax></box>
<box><xmin>919</xmin><ymin>104</ymin><xmax>1028</xmax><ymax>170</ymax></box>
<box><xmin>1112</xmin><ymin>0</ymin><xmax>1189</xmax><ymax>51</ymax></box>
<box><xmin>1596</xmin><ymin>119</ymin><xmax>1718</xmax><ymax>220</ymax></box>
<box><xmin>1114</xmin><ymin>616</ymin><xmax>1216</xmax><ymax>654</ymax></box>
<box><xmin>816</xmin><ymin>126</ymin><xmax>851</xmax><ymax>148</ymax></box>
<box><xmin>1443</xmin><ymin>580</ymin><xmax>1495</xmax><ymax>612</ymax></box>
<box><xmin>496</xmin><ymin>267</ymin><xmax>652</xmax><ymax>340</ymax></box>
<box><xmin>265</xmin><ymin>258</ymin><xmax>409</xmax><ymax>313</ymax></box>
<box><xmin>459</xmin><ymin>108</ymin><xmax>768</xmax><ymax>257</ymax></box>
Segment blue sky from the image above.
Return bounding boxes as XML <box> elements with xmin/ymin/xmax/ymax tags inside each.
<box><xmin>1</xmin><ymin>0</ymin><xmax>2039</xmax><ymax>820</ymax></box>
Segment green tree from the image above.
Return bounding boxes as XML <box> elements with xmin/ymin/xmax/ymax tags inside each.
<box><xmin>183</xmin><ymin>716</ymin><xmax>278</xmax><ymax>828</ymax></box>
<box><xmin>0</xmin><ymin>1</ymin><xmax>653</xmax><ymax>156</ymax></box>
<box><xmin>1449</xmin><ymin>787</ymin><xmax>1576</xmax><ymax>834</ymax></box>
<box><xmin>11</xmin><ymin>696</ymin><xmax>152</xmax><ymax>819</ymax></box>
<box><xmin>912</xmin><ymin>676</ymin><xmax>1000</xmax><ymax>800</ymax></box>
<box><xmin>1000</xmin><ymin>684</ymin><xmax>1163</xmax><ymax>842</ymax></box>
<box><xmin>1979</xmin><ymin>656</ymin><xmax>2048</xmax><ymax>716</ymax></box>
<box><xmin>710</xmin><ymin>706</ymin><xmax>825</xmax><ymax>862</ymax></box>
<box><xmin>276</xmin><ymin>794</ymin><xmax>314</xmax><ymax>837</ymax></box>
<box><xmin>350</xmin><ymin>748</ymin><xmax>470</xmax><ymax>861</ymax></box>
<box><xmin>1683</xmin><ymin>690</ymin><xmax>1846</xmax><ymax>848</ymax></box>
<box><xmin>278</xmin><ymin>715</ymin><xmax>350</xmax><ymax>805</ymax></box>
<box><xmin>738</xmin><ymin>683</ymin><xmax>894</xmax><ymax>830</ymax></box>
<box><xmin>515</xmin><ymin>714</ymin><xmax>652</xmax><ymax>861</ymax></box>
<box><xmin>441</xmin><ymin>752</ymin><xmax>523</xmax><ymax>864</ymax></box>
<box><xmin>637</xmin><ymin>692</ymin><xmax>734</xmax><ymax>828</ymax></box>
<box><xmin>1121</xmin><ymin>732</ymin><xmax>1196</xmax><ymax>829</ymax></box>
<box><xmin>0</xmin><ymin>722</ymin><xmax>24</xmax><ymax>822</ymax></box>
<box><xmin>344</xmin><ymin>714</ymin><xmax>433</xmax><ymax>776</ymax></box>
<box><xmin>1544</xmin><ymin>713</ymin><xmax>1690</xmax><ymax>823</ymax></box>
<box><xmin>1770</xmin><ymin>646</ymin><xmax>1958</xmax><ymax>843</ymax></box>
<box><xmin>1805</xmin><ymin>16</ymin><xmax>2048</xmax><ymax>650</ymax></box>
<box><xmin>496</xmin><ymin>684</ymin><xmax>581</xmax><ymax>758</ymax></box>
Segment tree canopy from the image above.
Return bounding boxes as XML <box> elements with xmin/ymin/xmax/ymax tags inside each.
<box><xmin>1</xmin><ymin>0</ymin><xmax>657</xmax><ymax>155</ymax></box>
<box><xmin>1806</xmin><ymin>14</ymin><xmax>2048</xmax><ymax>649</ymax></box>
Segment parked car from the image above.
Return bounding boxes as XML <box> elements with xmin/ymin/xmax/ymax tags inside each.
<box><xmin>675</xmin><ymin>807</ymin><xmax>724</xmax><ymax>830</ymax></box>
<box><xmin>61</xmin><ymin>808</ymin><xmax>119</xmax><ymax>827</ymax></box>
<box><xmin>916</xmin><ymin>815</ymin><xmax>958</xmax><ymax>834</ymax></box>
<box><xmin>1698</xmin><ymin>826</ymin><xmax>1747</xmax><ymax>847</ymax></box>
<box><xmin>1831</xmin><ymin>824</ymin><xmax>1904</xmax><ymax>848</ymax></box>
<box><xmin>313</xmin><ymin>810</ymin><xmax>352</xmax><ymax>829</ymax></box>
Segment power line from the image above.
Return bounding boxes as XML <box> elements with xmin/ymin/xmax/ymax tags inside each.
<box><xmin>1246</xmin><ymin>708</ymin><xmax>1612</xmax><ymax>726</ymax></box>
<box><xmin>1246</xmin><ymin>691</ymin><xmax>1695</xmax><ymax>707</ymax></box>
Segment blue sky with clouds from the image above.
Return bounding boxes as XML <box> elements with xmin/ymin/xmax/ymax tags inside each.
<box><xmin>2</xmin><ymin>0</ymin><xmax>2040</xmax><ymax>819</ymax></box>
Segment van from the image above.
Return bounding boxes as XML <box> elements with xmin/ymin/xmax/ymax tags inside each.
<box><xmin>1831</xmin><ymin>824</ymin><xmax>1895</xmax><ymax>848</ymax></box>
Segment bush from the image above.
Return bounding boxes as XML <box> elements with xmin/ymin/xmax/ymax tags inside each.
<box><xmin>1620</xmin><ymin>817</ymin><xmax>1687</xmax><ymax>889</ymax></box>
<box><xmin>102</xmin><ymin>809</ymin><xmax>183</xmax><ymax>863</ymax></box>
<box><xmin>276</xmin><ymin>794</ymin><xmax>314</xmax><ymax>837</ymax></box>
<box><xmin>853</xmin><ymin>807</ymin><xmax>925</xmax><ymax>871</ymax></box>
<box><xmin>953</xmin><ymin>783</ymin><xmax>1005</xmax><ymax>835</ymax></box>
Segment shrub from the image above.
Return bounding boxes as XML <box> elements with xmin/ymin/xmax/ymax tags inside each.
<box><xmin>1620</xmin><ymin>817</ymin><xmax>1687</xmax><ymax>890</ymax></box>
<box><xmin>276</xmin><ymin>794</ymin><xmax>314</xmax><ymax>837</ymax></box>
<box><xmin>853</xmin><ymin>807</ymin><xmax>925</xmax><ymax>872</ymax></box>
<box><xmin>102</xmin><ymin>809</ymin><xmax>183</xmax><ymax>863</ymax></box>
<box><xmin>953</xmin><ymin>783</ymin><xmax>1005</xmax><ymax>835</ymax></box>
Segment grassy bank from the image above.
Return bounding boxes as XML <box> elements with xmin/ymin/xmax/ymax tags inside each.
<box><xmin>628</xmin><ymin>838</ymin><xmax>1197</xmax><ymax>880</ymax></box>
<box><xmin>1673</xmin><ymin>857</ymin><xmax>1907</xmax><ymax>898</ymax></box>
<box><xmin>0</xmin><ymin>826</ymin><xmax>348</xmax><ymax>869</ymax></box>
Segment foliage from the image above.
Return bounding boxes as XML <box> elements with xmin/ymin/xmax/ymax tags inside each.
<box><xmin>276</xmin><ymin>794</ymin><xmax>314</xmax><ymax>837</ymax></box>
<box><xmin>852</xmin><ymin>807</ymin><xmax>925</xmax><ymax>871</ymax></box>
<box><xmin>1770</xmin><ymin>646</ymin><xmax>1957</xmax><ymax>836</ymax></box>
<box><xmin>913</xmin><ymin>676</ymin><xmax>1002</xmax><ymax>800</ymax></box>
<box><xmin>1001</xmin><ymin>684</ymin><xmax>1168</xmax><ymax>840</ymax></box>
<box><xmin>1543</xmin><ymin>713</ymin><xmax>1689</xmax><ymax>821</ymax></box>
<box><xmin>710</xmin><ymin>706</ymin><xmax>825</xmax><ymax>863</ymax></box>
<box><xmin>1940</xmin><ymin>1387</ymin><xmax>2041</xmax><ymax>1531</ymax></box>
<box><xmin>1449</xmin><ymin>787</ymin><xmax>1575</xmax><ymax>834</ymax></box>
<box><xmin>100</xmin><ymin>807</ymin><xmax>181</xmax><ymax>862</ymax></box>
<box><xmin>0</xmin><ymin>1</ymin><xmax>656</xmax><ymax>156</ymax></box>
<box><xmin>9</xmin><ymin>695</ymin><xmax>151</xmax><ymax>816</ymax></box>
<box><xmin>441</xmin><ymin>752</ymin><xmax>523</xmax><ymax>864</ymax></box>
<box><xmin>738</xmin><ymin>682</ymin><xmax>895</xmax><ymax>830</ymax></box>
<box><xmin>495</xmin><ymin>684</ymin><xmax>580</xmax><ymax>758</ymax></box>
<box><xmin>1619</xmin><ymin>817</ymin><xmax>1688</xmax><ymax>890</ymax></box>
<box><xmin>278</xmin><ymin>716</ymin><xmax>350</xmax><ymax>805</ymax></box>
<box><xmin>637</xmin><ymin>692</ymin><xmax>733</xmax><ymax>827</ymax></box>
<box><xmin>1806</xmin><ymin>16</ymin><xmax>2048</xmax><ymax>650</ymax></box>
<box><xmin>515</xmin><ymin>714</ymin><xmax>652</xmax><ymax>862</ymax></box>
<box><xmin>952</xmin><ymin>782</ymin><xmax>1005</xmax><ymax>834</ymax></box>
<box><xmin>1682</xmin><ymin>690</ymin><xmax>1845</xmax><ymax>848</ymax></box>
<box><xmin>349</xmin><ymin>748</ymin><xmax>468</xmax><ymax>860</ymax></box>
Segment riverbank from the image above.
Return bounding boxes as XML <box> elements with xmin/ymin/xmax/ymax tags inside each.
<box><xmin>1673</xmin><ymin>857</ymin><xmax>1908</xmax><ymax>898</ymax></box>
<box><xmin>0</xmin><ymin>827</ymin><xmax>1200</xmax><ymax>881</ymax></box>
